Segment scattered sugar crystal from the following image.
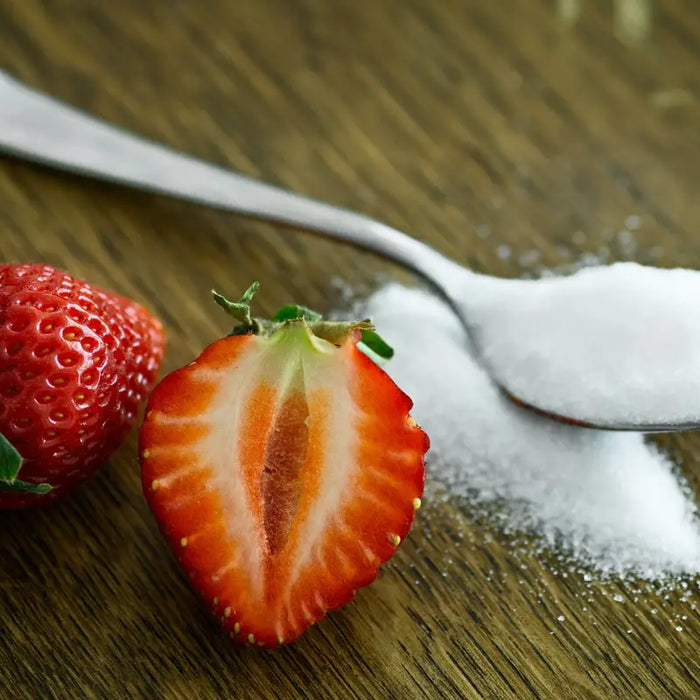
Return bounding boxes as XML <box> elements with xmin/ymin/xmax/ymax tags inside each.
<box><xmin>613</xmin><ymin>594</ymin><xmax>625</xmax><ymax>603</ymax></box>
<box><xmin>476</xmin><ymin>224</ymin><xmax>491</xmax><ymax>239</ymax></box>
<box><xmin>625</xmin><ymin>215</ymin><xmax>642</xmax><ymax>230</ymax></box>
<box><xmin>358</xmin><ymin>282</ymin><xmax>700</xmax><ymax>578</ymax></box>
<box><xmin>496</xmin><ymin>244</ymin><xmax>512</xmax><ymax>260</ymax></box>
<box><xmin>557</xmin><ymin>615</ymin><xmax>566</xmax><ymax>622</ymax></box>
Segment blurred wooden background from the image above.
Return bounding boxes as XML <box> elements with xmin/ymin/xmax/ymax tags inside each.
<box><xmin>1</xmin><ymin>0</ymin><xmax>699</xmax><ymax>697</ymax></box>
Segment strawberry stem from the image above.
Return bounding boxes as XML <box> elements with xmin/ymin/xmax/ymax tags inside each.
<box><xmin>212</xmin><ymin>282</ymin><xmax>394</xmax><ymax>360</ymax></box>
<box><xmin>0</xmin><ymin>433</ymin><xmax>52</xmax><ymax>495</ymax></box>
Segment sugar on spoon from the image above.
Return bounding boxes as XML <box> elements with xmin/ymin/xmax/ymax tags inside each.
<box><xmin>1</xmin><ymin>70</ymin><xmax>699</xmax><ymax>433</ymax></box>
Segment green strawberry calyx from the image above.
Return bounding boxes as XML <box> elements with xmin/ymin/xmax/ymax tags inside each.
<box><xmin>212</xmin><ymin>282</ymin><xmax>394</xmax><ymax>361</ymax></box>
<box><xmin>0</xmin><ymin>433</ymin><xmax>52</xmax><ymax>495</ymax></box>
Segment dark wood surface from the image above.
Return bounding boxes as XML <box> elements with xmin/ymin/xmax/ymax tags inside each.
<box><xmin>2</xmin><ymin>0</ymin><xmax>700</xmax><ymax>697</ymax></box>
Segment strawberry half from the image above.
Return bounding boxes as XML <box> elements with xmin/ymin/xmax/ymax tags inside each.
<box><xmin>140</xmin><ymin>283</ymin><xmax>428</xmax><ymax>648</ymax></box>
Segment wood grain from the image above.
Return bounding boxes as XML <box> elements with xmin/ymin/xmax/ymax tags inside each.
<box><xmin>1</xmin><ymin>0</ymin><xmax>700</xmax><ymax>697</ymax></box>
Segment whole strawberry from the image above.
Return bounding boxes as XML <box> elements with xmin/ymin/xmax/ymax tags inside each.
<box><xmin>0</xmin><ymin>263</ymin><xmax>165</xmax><ymax>508</ymax></box>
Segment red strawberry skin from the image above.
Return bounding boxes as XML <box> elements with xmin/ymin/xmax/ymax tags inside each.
<box><xmin>140</xmin><ymin>321</ymin><xmax>428</xmax><ymax>648</ymax></box>
<box><xmin>0</xmin><ymin>264</ymin><xmax>165</xmax><ymax>508</ymax></box>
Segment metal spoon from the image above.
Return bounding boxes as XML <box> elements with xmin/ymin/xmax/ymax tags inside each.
<box><xmin>0</xmin><ymin>70</ymin><xmax>694</xmax><ymax>433</ymax></box>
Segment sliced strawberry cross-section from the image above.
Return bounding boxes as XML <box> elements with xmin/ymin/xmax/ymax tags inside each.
<box><xmin>140</xmin><ymin>284</ymin><xmax>428</xmax><ymax>648</ymax></box>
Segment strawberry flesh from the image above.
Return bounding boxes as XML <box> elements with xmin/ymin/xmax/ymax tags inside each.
<box><xmin>261</xmin><ymin>387</ymin><xmax>308</xmax><ymax>555</ymax></box>
<box><xmin>140</xmin><ymin>316</ymin><xmax>427</xmax><ymax>648</ymax></box>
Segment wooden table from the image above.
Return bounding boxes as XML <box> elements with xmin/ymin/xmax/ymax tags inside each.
<box><xmin>2</xmin><ymin>0</ymin><xmax>699</xmax><ymax>697</ymax></box>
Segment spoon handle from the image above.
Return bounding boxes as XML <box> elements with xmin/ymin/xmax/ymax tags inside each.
<box><xmin>0</xmin><ymin>71</ymin><xmax>466</xmax><ymax>291</ymax></box>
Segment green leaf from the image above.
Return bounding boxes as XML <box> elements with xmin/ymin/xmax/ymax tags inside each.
<box><xmin>0</xmin><ymin>432</ymin><xmax>22</xmax><ymax>482</ymax></box>
<box><xmin>0</xmin><ymin>433</ymin><xmax>53</xmax><ymax>496</ymax></box>
<box><xmin>272</xmin><ymin>305</ymin><xmax>323</xmax><ymax>323</ymax></box>
<box><xmin>212</xmin><ymin>282</ymin><xmax>261</xmax><ymax>333</ymax></box>
<box><xmin>238</xmin><ymin>281</ymin><xmax>260</xmax><ymax>303</ymax></box>
<box><xmin>359</xmin><ymin>329</ymin><xmax>394</xmax><ymax>360</ymax></box>
<box><xmin>212</xmin><ymin>291</ymin><xmax>252</xmax><ymax>325</ymax></box>
<box><xmin>0</xmin><ymin>478</ymin><xmax>52</xmax><ymax>495</ymax></box>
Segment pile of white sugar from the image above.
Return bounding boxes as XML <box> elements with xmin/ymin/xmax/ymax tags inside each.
<box><xmin>358</xmin><ymin>282</ymin><xmax>700</xmax><ymax>579</ymax></box>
